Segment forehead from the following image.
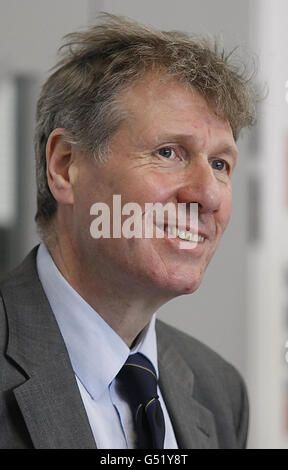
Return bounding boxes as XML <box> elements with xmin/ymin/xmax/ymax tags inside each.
<box><xmin>118</xmin><ymin>73</ymin><xmax>236</xmax><ymax>151</ymax></box>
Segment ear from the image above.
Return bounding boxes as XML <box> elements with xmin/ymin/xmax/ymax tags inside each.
<box><xmin>46</xmin><ymin>129</ymin><xmax>76</xmax><ymax>205</ymax></box>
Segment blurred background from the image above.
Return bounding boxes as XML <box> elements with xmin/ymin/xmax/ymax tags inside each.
<box><xmin>0</xmin><ymin>0</ymin><xmax>287</xmax><ymax>448</ymax></box>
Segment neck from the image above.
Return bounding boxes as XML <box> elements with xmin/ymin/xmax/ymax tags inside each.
<box><xmin>46</xmin><ymin>236</ymin><xmax>166</xmax><ymax>347</ymax></box>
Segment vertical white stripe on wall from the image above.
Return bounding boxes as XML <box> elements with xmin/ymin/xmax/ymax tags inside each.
<box><xmin>247</xmin><ymin>0</ymin><xmax>288</xmax><ymax>449</ymax></box>
<box><xmin>0</xmin><ymin>78</ymin><xmax>16</xmax><ymax>227</ymax></box>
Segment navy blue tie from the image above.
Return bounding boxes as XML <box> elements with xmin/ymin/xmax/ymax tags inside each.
<box><xmin>116</xmin><ymin>353</ymin><xmax>165</xmax><ymax>449</ymax></box>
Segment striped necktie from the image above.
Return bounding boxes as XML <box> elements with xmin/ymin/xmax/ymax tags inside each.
<box><xmin>116</xmin><ymin>352</ymin><xmax>165</xmax><ymax>449</ymax></box>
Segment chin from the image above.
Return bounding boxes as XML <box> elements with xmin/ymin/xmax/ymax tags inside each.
<box><xmin>174</xmin><ymin>279</ymin><xmax>202</xmax><ymax>296</ymax></box>
<box><xmin>153</xmin><ymin>269</ymin><xmax>204</xmax><ymax>297</ymax></box>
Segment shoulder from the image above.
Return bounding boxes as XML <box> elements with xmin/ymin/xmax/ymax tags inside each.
<box><xmin>0</xmin><ymin>295</ymin><xmax>7</xmax><ymax>355</ymax></box>
<box><xmin>156</xmin><ymin>318</ymin><xmax>244</xmax><ymax>384</ymax></box>
<box><xmin>0</xmin><ymin>246</ymin><xmax>39</xmax><ymax>289</ymax></box>
<box><xmin>0</xmin><ymin>246</ymin><xmax>40</xmax><ymax>340</ymax></box>
<box><xmin>0</xmin><ymin>247</ymin><xmax>39</xmax><ymax>370</ymax></box>
<box><xmin>156</xmin><ymin>319</ymin><xmax>249</xmax><ymax>448</ymax></box>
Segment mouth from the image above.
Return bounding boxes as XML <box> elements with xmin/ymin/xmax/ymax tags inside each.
<box><xmin>155</xmin><ymin>223</ymin><xmax>206</xmax><ymax>243</ymax></box>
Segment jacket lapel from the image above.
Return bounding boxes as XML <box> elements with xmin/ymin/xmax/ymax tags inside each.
<box><xmin>157</xmin><ymin>323</ymin><xmax>218</xmax><ymax>449</ymax></box>
<box><xmin>2</xmin><ymin>247</ymin><xmax>96</xmax><ymax>449</ymax></box>
<box><xmin>13</xmin><ymin>355</ymin><xmax>96</xmax><ymax>449</ymax></box>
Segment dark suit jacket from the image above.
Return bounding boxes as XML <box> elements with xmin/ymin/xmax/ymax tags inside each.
<box><xmin>0</xmin><ymin>247</ymin><xmax>249</xmax><ymax>449</ymax></box>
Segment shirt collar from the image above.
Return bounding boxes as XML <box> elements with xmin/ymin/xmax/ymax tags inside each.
<box><xmin>36</xmin><ymin>243</ymin><xmax>158</xmax><ymax>400</ymax></box>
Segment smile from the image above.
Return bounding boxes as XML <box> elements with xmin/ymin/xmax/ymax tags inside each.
<box><xmin>156</xmin><ymin>224</ymin><xmax>205</xmax><ymax>243</ymax></box>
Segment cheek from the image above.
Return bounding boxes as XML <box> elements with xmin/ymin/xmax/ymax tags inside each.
<box><xmin>219</xmin><ymin>189</ymin><xmax>232</xmax><ymax>231</ymax></box>
<box><xmin>72</xmin><ymin>183</ymin><xmax>102</xmax><ymax>238</ymax></box>
<box><xmin>132</xmin><ymin>173</ymin><xmax>181</xmax><ymax>207</ymax></box>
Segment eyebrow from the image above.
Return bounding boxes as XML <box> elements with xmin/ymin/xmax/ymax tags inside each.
<box><xmin>210</xmin><ymin>143</ymin><xmax>238</xmax><ymax>160</ymax></box>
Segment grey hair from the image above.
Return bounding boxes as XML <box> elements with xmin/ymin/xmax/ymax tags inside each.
<box><xmin>34</xmin><ymin>12</ymin><xmax>257</xmax><ymax>233</ymax></box>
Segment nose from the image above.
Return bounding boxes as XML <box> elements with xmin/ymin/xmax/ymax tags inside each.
<box><xmin>177</xmin><ymin>158</ymin><xmax>221</xmax><ymax>213</ymax></box>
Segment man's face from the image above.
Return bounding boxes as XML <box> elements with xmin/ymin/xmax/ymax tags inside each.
<box><xmin>71</xmin><ymin>75</ymin><xmax>238</xmax><ymax>299</ymax></box>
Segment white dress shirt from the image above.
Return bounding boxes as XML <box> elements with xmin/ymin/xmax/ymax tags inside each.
<box><xmin>36</xmin><ymin>243</ymin><xmax>178</xmax><ymax>449</ymax></box>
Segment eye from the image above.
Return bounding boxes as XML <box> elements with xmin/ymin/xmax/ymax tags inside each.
<box><xmin>156</xmin><ymin>147</ymin><xmax>178</xmax><ymax>160</ymax></box>
<box><xmin>210</xmin><ymin>159</ymin><xmax>229</xmax><ymax>172</ymax></box>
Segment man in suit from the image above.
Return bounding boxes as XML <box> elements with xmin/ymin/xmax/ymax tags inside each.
<box><xmin>0</xmin><ymin>14</ymin><xmax>255</xmax><ymax>449</ymax></box>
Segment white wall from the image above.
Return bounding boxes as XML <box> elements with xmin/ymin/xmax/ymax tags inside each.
<box><xmin>245</xmin><ymin>0</ymin><xmax>288</xmax><ymax>449</ymax></box>
<box><xmin>0</xmin><ymin>0</ymin><xmax>90</xmax><ymax>74</ymax></box>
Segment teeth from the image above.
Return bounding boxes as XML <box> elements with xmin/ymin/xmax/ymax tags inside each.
<box><xmin>164</xmin><ymin>226</ymin><xmax>205</xmax><ymax>243</ymax></box>
<box><xmin>178</xmin><ymin>230</ymin><xmax>186</xmax><ymax>240</ymax></box>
